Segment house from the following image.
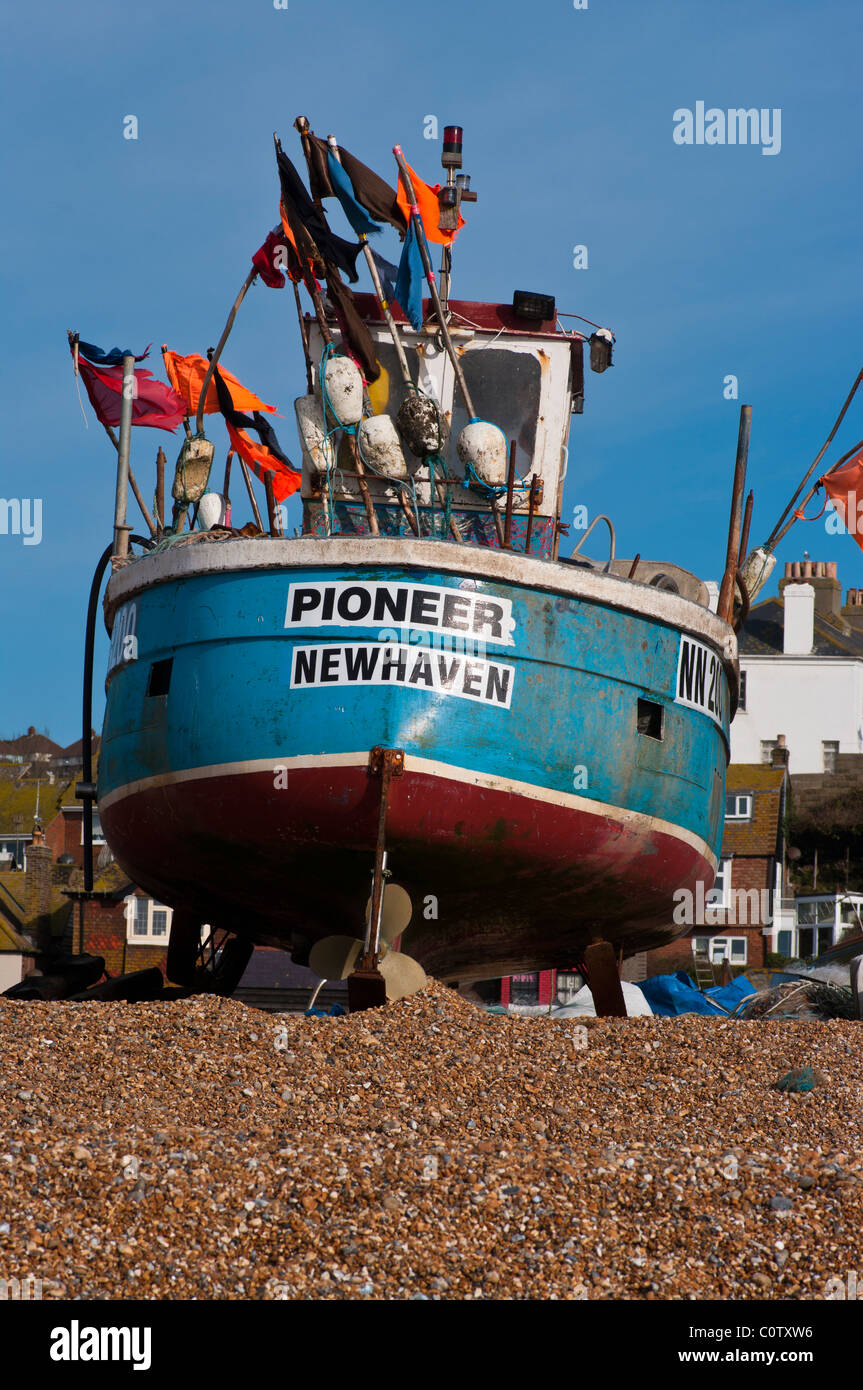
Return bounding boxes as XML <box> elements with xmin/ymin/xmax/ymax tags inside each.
<box><xmin>731</xmin><ymin>560</ymin><xmax>863</xmax><ymax>774</ymax></box>
<box><xmin>64</xmin><ymin>863</ymin><xmax>170</xmax><ymax>977</ymax></box>
<box><xmin>645</xmin><ymin>750</ymin><xmax>789</xmax><ymax>976</ymax></box>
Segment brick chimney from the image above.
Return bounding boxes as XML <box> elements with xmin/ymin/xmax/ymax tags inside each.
<box><xmin>782</xmin><ymin>581</ymin><xmax>815</xmax><ymax>654</ymax></box>
<box><xmin>841</xmin><ymin>586</ymin><xmax>863</xmax><ymax>630</ymax></box>
<box><xmin>25</xmin><ymin>822</ymin><xmax>54</xmax><ymax>954</ymax></box>
<box><xmin>779</xmin><ymin>560</ymin><xmax>843</xmax><ymax>623</ymax></box>
<box><xmin>770</xmin><ymin>734</ymin><xmax>790</xmax><ymax>770</ymax></box>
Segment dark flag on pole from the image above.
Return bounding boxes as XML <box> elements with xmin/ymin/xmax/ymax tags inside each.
<box><xmin>76</xmin><ymin>351</ymin><xmax>186</xmax><ymax>433</ymax></box>
<box><xmin>370</xmin><ymin>249</ymin><xmax>400</xmax><ymax>306</ymax></box>
<box><xmin>324</xmin><ymin>271</ymin><xmax>381</xmax><ymax>383</ymax></box>
<box><xmin>308</xmin><ymin>133</ymin><xmax>407</xmax><ymax>236</ymax></box>
<box><xmin>276</xmin><ymin>148</ymin><xmax>362</xmax><ymax>284</ymax></box>
<box><xmin>213</xmin><ymin>368</ymin><xmax>301</xmax><ymax>503</ymax></box>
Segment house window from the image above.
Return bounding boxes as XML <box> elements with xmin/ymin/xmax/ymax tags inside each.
<box><xmin>725</xmin><ymin>793</ymin><xmax>752</xmax><ymax>821</ymax></box>
<box><xmin>707</xmin><ymin>857</ymin><xmax>732</xmax><ymax>908</ymax></box>
<box><xmin>738</xmin><ymin>671</ymin><xmax>747</xmax><ymax>711</ymax></box>
<box><xmin>509</xmin><ymin>972</ymin><xmax>539</xmax><ymax>1006</ymax></box>
<box><xmin>81</xmin><ymin>811</ymin><xmax>106</xmax><ymax>847</ymax></box>
<box><xmin>822</xmin><ymin>741</ymin><xmax>839</xmax><ymax>773</ymax></box>
<box><xmin>555</xmin><ymin>971</ymin><xmax>583</xmax><ymax>1005</ymax></box>
<box><xmin>693</xmin><ymin>936</ymin><xmax>747</xmax><ymax>965</ymax></box>
<box><xmin>760</xmin><ymin>740</ymin><xmax>777</xmax><ymax>764</ymax></box>
<box><xmin>126</xmin><ymin>897</ymin><xmax>172</xmax><ymax>944</ymax></box>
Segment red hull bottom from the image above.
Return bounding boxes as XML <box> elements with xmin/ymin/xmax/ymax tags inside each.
<box><xmin>101</xmin><ymin>765</ymin><xmax>711</xmax><ymax>982</ymax></box>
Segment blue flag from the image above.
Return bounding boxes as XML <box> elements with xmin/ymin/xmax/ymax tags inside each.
<box><xmin>77</xmin><ymin>340</ymin><xmax>150</xmax><ymax>365</ymax></box>
<box><xmin>327</xmin><ymin>150</ymin><xmax>381</xmax><ymax>238</ymax></box>
<box><xmin>393</xmin><ymin>222</ymin><xmax>424</xmax><ymax>331</ymax></box>
<box><xmin>370</xmin><ymin>249</ymin><xmax>400</xmax><ymax>305</ymax></box>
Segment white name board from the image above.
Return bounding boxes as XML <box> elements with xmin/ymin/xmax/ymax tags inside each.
<box><xmin>290</xmin><ymin>641</ymin><xmax>514</xmax><ymax>709</ymax></box>
<box><xmin>285</xmin><ymin>581</ymin><xmax>515</xmax><ymax>646</ymax></box>
<box><xmin>675</xmin><ymin>635</ymin><xmax>726</xmax><ymax>728</ymax></box>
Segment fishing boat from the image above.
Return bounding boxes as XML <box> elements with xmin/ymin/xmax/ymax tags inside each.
<box><xmin>79</xmin><ymin>122</ymin><xmax>743</xmax><ymax>1008</ymax></box>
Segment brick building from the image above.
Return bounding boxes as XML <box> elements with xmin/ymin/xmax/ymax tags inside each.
<box><xmin>65</xmin><ymin>863</ymin><xmax>171</xmax><ymax>978</ymax></box>
<box><xmin>646</xmin><ymin>753</ymin><xmax>789</xmax><ymax>976</ymax></box>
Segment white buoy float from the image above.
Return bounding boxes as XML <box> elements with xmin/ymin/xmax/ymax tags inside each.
<box><xmin>456</xmin><ymin>420</ymin><xmax>508</xmax><ymax>487</ymax></box>
<box><xmin>318</xmin><ymin>354</ymin><xmax>364</xmax><ymax>426</ymax></box>
<box><xmin>197</xmin><ymin>492</ymin><xmax>230</xmax><ymax>529</ymax></box>
<box><xmin>358</xmin><ymin>415</ymin><xmax>408</xmax><ymax>479</ymax></box>
<box><xmin>294</xmin><ymin>395</ymin><xmax>336</xmax><ymax>471</ymax></box>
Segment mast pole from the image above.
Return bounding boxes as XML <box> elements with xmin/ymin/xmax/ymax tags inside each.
<box><xmin>194</xmin><ymin>267</ymin><xmax>258</xmax><ymax>436</ymax></box>
<box><xmin>113</xmin><ymin>353</ymin><xmax>135</xmax><ymax>556</ymax></box>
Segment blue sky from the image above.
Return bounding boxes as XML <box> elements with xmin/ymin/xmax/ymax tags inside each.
<box><xmin>1</xmin><ymin>0</ymin><xmax>861</xmax><ymax>743</ymax></box>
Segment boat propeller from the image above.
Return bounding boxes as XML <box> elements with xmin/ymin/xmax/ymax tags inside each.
<box><xmin>308</xmin><ymin>883</ymin><xmax>427</xmax><ymax>1003</ymax></box>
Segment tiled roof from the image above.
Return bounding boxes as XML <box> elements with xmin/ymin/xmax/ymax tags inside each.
<box><xmin>0</xmin><ymin>767</ymin><xmax>82</xmax><ymax>832</ymax></box>
<box><xmin>0</xmin><ymin>919</ymin><xmax>35</xmax><ymax>954</ymax></box>
<box><xmin>723</xmin><ymin>763</ymin><xmax>785</xmax><ymax>856</ymax></box>
<box><xmin>739</xmin><ymin>597</ymin><xmax>863</xmax><ymax>657</ymax></box>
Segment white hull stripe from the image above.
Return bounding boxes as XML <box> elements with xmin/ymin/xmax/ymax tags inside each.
<box><xmin>99</xmin><ymin>752</ymin><xmax>717</xmax><ymax>871</ymax></box>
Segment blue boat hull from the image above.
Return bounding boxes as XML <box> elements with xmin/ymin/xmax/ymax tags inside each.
<box><xmin>98</xmin><ymin>539</ymin><xmax>734</xmax><ymax>979</ymax></box>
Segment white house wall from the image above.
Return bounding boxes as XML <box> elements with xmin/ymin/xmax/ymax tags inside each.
<box><xmin>731</xmin><ymin>656</ymin><xmax>863</xmax><ymax>773</ymax></box>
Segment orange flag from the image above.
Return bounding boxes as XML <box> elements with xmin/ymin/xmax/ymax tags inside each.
<box><xmin>822</xmin><ymin>447</ymin><xmax>863</xmax><ymax>551</ymax></box>
<box><xmin>395</xmin><ymin>159</ymin><xmax>464</xmax><ymax>246</ymax></box>
<box><xmin>161</xmin><ymin>349</ymin><xmax>277</xmax><ymax>417</ymax></box>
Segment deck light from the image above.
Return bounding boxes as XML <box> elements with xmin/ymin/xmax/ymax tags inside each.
<box><xmin>512</xmin><ymin>290</ymin><xmax>556</xmax><ymax>322</ymax></box>
<box><xmin>589</xmin><ymin>328</ymin><xmax>615</xmax><ymax>372</ymax></box>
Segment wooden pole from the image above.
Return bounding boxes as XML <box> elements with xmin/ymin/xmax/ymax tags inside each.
<box><xmin>393</xmin><ymin>146</ymin><xmax>477</xmax><ymax>419</ymax></box>
<box><xmin>194</xmin><ymin>268</ymin><xmax>259</xmax><ymax>436</ymax></box>
<box><xmin>737</xmin><ymin>489</ymin><xmax>754</xmax><ymax>568</ymax></box>
<box><xmin>293</xmin><ymin>283</ymin><xmax>314</xmax><ymax>394</ymax></box>
<box><xmin>503</xmin><ymin>440</ymin><xmax>517</xmax><ymax>550</ymax></box>
<box><xmin>766</xmin><ymin>366</ymin><xmax>863</xmax><ymax>550</ymax></box>
<box><xmin>525</xmin><ymin>475</ymin><xmax>540</xmax><ymax>553</ymax></box>
<box><xmin>264</xmin><ymin>474</ymin><xmax>280</xmax><ymax>537</ymax></box>
<box><xmin>240</xmin><ymin>460</ymin><xmax>265</xmax><ymax>531</ymax></box>
<box><xmin>113</xmin><ymin>354</ymin><xmax>135</xmax><ymax>556</ymax></box>
<box><xmin>156</xmin><ymin>447</ymin><xmax>166</xmax><ymax>537</ymax></box>
<box><xmin>718</xmin><ymin>406</ymin><xmax>752</xmax><ymax>624</ymax></box>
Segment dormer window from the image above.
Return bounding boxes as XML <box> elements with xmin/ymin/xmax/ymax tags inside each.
<box><xmin>725</xmin><ymin>793</ymin><xmax>752</xmax><ymax>821</ymax></box>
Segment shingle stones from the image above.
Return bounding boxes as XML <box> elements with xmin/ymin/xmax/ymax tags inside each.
<box><xmin>0</xmin><ymin>980</ymin><xmax>859</xmax><ymax>1300</ymax></box>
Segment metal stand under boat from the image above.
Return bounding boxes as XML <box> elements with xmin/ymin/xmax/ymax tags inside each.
<box><xmin>308</xmin><ymin>747</ymin><xmax>427</xmax><ymax>1012</ymax></box>
<box><xmin>166</xmin><ymin>912</ymin><xmax>253</xmax><ymax>997</ymax></box>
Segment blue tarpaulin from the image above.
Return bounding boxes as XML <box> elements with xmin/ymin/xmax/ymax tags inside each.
<box><xmin>636</xmin><ymin>971</ymin><xmax>756</xmax><ymax>1017</ymax></box>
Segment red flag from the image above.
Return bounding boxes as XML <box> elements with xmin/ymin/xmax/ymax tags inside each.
<box><xmin>822</xmin><ymin>447</ymin><xmax>863</xmax><ymax>550</ymax></box>
<box><xmin>225</xmin><ymin>422</ymin><xmax>300</xmax><ymax>504</ymax></box>
<box><xmin>252</xmin><ymin>225</ymin><xmax>302</xmax><ymax>288</ymax></box>
<box><xmin>78</xmin><ymin>357</ymin><xmax>186</xmax><ymax>433</ymax></box>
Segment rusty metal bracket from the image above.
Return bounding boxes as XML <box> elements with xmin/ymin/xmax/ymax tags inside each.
<box><xmin>368</xmin><ymin>746</ymin><xmax>405</xmax><ymax>778</ymax></box>
<box><xmin>349</xmin><ymin>747</ymin><xmax>405</xmax><ymax>1012</ymax></box>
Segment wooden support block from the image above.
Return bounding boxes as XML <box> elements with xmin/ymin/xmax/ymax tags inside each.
<box><xmin>584</xmin><ymin>940</ymin><xmax>628</xmax><ymax>1018</ymax></box>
